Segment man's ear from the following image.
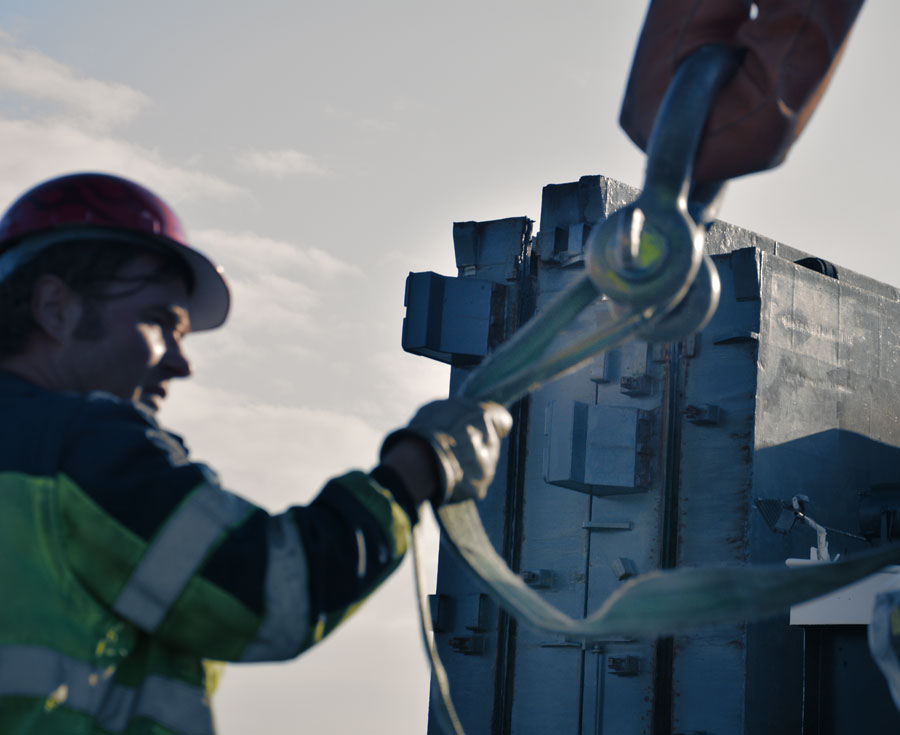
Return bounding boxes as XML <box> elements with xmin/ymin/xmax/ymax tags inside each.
<box><xmin>30</xmin><ymin>275</ymin><xmax>82</xmax><ymax>342</ymax></box>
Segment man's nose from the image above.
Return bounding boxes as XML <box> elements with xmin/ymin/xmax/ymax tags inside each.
<box><xmin>161</xmin><ymin>338</ymin><xmax>191</xmax><ymax>379</ymax></box>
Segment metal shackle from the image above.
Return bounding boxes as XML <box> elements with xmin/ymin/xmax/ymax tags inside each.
<box><xmin>585</xmin><ymin>45</ymin><xmax>739</xmax><ymax>312</ymax></box>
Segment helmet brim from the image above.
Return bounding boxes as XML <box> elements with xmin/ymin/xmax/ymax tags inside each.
<box><xmin>167</xmin><ymin>238</ymin><xmax>230</xmax><ymax>332</ymax></box>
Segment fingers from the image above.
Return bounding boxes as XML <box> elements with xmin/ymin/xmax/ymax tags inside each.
<box><xmin>481</xmin><ymin>400</ymin><xmax>513</xmax><ymax>439</ymax></box>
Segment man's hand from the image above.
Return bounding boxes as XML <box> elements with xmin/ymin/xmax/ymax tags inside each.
<box><xmin>620</xmin><ymin>0</ymin><xmax>865</xmax><ymax>182</ymax></box>
<box><xmin>381</xmin><ymin>398</ymin><xmax>513</xmax><ymax>506</ymax></box>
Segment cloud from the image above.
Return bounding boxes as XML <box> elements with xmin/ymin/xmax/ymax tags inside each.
<box><xmin>0</xmin><ymin>33</ymin><xmax>246</xmax><ymax>209</ymax></box>
<box><xmin>0</xmin><ymin>118</ymin><xmax>247</xmax><ymax>210</ymax></box>
<box><xmin>0</xmin><ymin>31</ymin><xmax>148</xmax><ymax>131</ymax></box>
<box><xmin>236</xmin><ymin>148</ymin><xmax>327</xmax><ymax>177</ymax></box>
<box><xmin>354</xmin><ymin>350</ymin><xmax>450</xmax><ymax>420</ymax></box>
<box><xmin>158</xmin><ymin>382</ymin><xmax>384</xmax><ymax>509</ymax></box>
<box><xmin>186</xmin><ymin>229</ymin><xmax>363</xmax><ymax>342</ymax></box>
<box><xmin>166</xmin><ymin>227</ymin><xmax>375</xmax><ymax>419</ymax></box>
<box><xmin>358</xmin><ymin>117</ymin><xmax>397</xmax><ymax>131</ymax></box>
<box><xmin>192</xmin><ymin>228</ymin><xmax>362</xmax><ymax>280</ymax></box>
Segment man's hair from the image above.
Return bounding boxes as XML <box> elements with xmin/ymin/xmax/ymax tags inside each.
<box><xmin>0</xmin><ymin>238</ymin><xmax>193</xmax><ymax>359</ymax></box>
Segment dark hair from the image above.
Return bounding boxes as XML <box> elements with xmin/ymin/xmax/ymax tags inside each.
<box><xmin>0</xmin><ymin>238</ymin><xmax>193</xmax><ymax>358</ymax></box>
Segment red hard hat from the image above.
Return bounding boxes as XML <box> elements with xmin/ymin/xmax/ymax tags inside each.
<box><xmin>0</xmin><ymin>172</ymin><xmax>229</xmax><ymax>331</ymax></box>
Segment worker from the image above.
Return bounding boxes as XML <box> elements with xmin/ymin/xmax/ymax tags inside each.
<box><xmin>0</xmin><ymin>171</ymin><xmax>512</xmax><ymax>734</ymax></box>
<box><xmin>619</xmin><ymin>0</ymin><xmax>865</xmax><ymax>183</ymax></box>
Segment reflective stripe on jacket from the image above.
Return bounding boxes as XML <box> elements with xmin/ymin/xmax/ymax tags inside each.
<box><xmin>0</xmin><ymin>371</ymin><xmax>413</xmax><ymax>733</ymax></box>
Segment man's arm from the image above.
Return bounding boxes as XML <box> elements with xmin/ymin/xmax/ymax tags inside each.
<box><xmin>381</xmin><ymin>437</ymin><xmax>441</xmax><ymax>505</ymax></box>
<box><xmin>57</xmin><ymin>394</ymin><xmax>510</xmax><ymax>662</ymax></box>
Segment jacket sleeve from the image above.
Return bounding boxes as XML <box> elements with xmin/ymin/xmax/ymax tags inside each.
<box><xmin>56</xmin><ymin>393</ymin><xmax>414</xmax><ymax>662</ymax></box>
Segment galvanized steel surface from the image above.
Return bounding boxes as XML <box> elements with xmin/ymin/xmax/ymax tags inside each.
<box><xmin>410</xmin><ymin>175</ymin><xmax>900</xmax><ymax>734</ymax></box>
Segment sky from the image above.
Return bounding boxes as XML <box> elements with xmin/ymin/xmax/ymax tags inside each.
<box><xmin>0</xmin><ymin>2</ymin><xmax>898</xmax><ymax>733</ymax></box>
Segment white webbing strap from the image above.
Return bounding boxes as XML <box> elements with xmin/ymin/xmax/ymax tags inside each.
<box><xmin>435</xmin><ymin>500</ymin><xmax>900</xmax><ymax>640</ymax></box>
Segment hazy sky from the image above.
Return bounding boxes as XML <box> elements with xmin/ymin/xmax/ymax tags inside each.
<box><xmin>0</xmin><ymin>2</ymin><xmax>897</xmax><ymax>733</ymax></box>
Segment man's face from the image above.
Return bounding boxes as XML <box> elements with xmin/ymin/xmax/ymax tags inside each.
<box><xmin>59</xmin><ymin>254</ymin><xmax>192</xmax><ymax>404</ymax></box>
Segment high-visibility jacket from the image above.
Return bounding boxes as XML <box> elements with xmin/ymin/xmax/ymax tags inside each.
<box><xmin>0</xmin><ymin>370</ymin><xmax>416</xmax><ymax>734</ymax></box>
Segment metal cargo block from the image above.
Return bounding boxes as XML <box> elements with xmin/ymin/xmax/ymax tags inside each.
<box><xmin>543</xmin><ymin>401</ymin><xmax>650</xmax><ymax>495</ymax></box>
<box><xmin>608</xmin><ymin>655</ymin><xmax>641</xmax><ymax>677</ymax></box>
<box><xmin>542</xmin><ymin>400</ymin><xmax>589</xmax><ymax>491</ymax></box>
<box><xmin>536</xmin><ymin>222</ymin><xmax>590</xmax><ymax>265</ymax></box>
<box><xmin>620</xmin><ymin>341</ymin><xmax>649</xmax><ymax>378</ymax></box>
<box><xmin>449</xmin><ymin>636</ymin><xmax>486</xmax><ymax>656</ymax></box>
<box><xmin>619</xmin><ymin>342</ymin><xmax>653</xmax><ymax>396</ymax></box>
<box><xmin>731</xmin><ymin>246</ymin><xmax>761</xmax><ymax>301</ymax></box>
<box><xmin>589</xmin><ymin>351</ymin><xmax>615</xmax><ymax>383</ymax></box>
<box><xmin>520</xmin><ymin>569</ymin><xmax>554</xmax><ymax>589</ymax></box>
<box><xmin>611</xmin><ymin>557</ymin><xmax>637</xmax><ymax>581</ymax></box>
<box><xmin>428</xmin><ymin>594</ymin><xmax>452</xmax><ymax>633</ymax></box>
<box><xmin>585</xmin><ymin>405</ymin><xmax>650</xmax><ymax>491</ymax></box>
<box><xmin>453</xmin><ymin>217</ymin><xmax>532</xmax><ymax>280</ymax></box>
<box><xmin>684</xmin><ymin>403</ymin><xmax>722</xmax><ymax>426</ymax></box>
<box><xmin>401</xmin><ymin>271</ymin><xmax>506</xmax><ymax>364</ymax></box>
